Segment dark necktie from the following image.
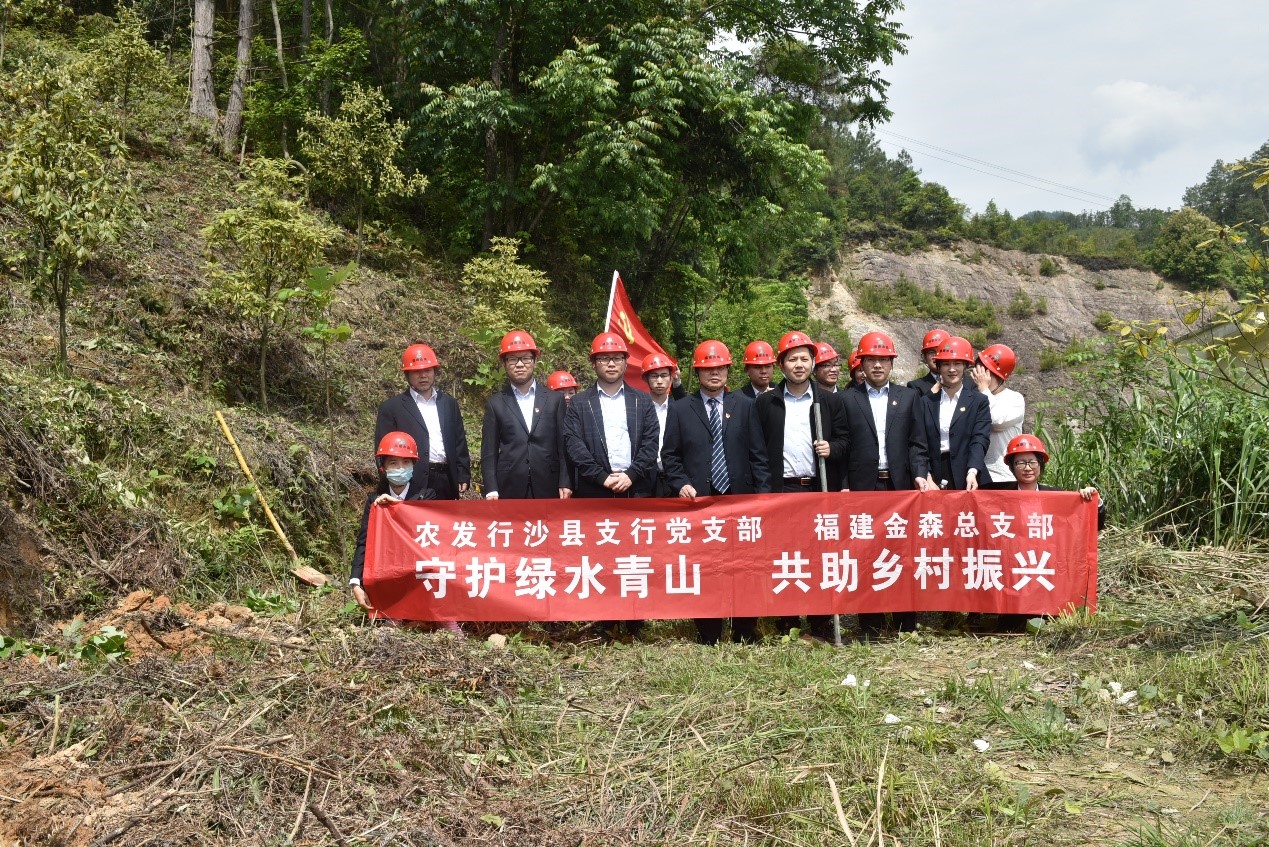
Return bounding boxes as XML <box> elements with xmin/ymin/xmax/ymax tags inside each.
<box><xmin>709</xmin><ymin>398</ymin><xmax>730</xmax><ymax>494</ymax></box>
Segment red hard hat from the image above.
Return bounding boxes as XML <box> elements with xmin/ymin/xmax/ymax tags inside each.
<box><xmin>933</xmin><ymin>336</ymin><xmax>975</xmax><ymax>365</ymax></box>
<box><xmin>848</xmin><ymin>352</ymin><xmax>863</xmax><ymax>372</ymax></box>
<box><xmin>857</xmin><ymin>331</ymin><xmax>898</xmax><ymax>358</ymax></box>
<box><xmin>777</xmin><ymin>331</ymin><xmax>816</xmax><ymax>359</ymax></box>
<box><xmin>813</xmin><ymin>341</ymin><xmax>840</xmax><ymax>366</ymax></box>
<box><xmin>692</xmin><ymin>340</ymin><xmax>733</xmax><ymax>368</ymax></box>
<box><xmin>641</xmin><ymin>353</ymin><xmax>676</xmax><ymax>376</ymax></box>
<box><xmin>546</xmin><ymin>370</ymin><xmax>578</xmax><ymax>391</ymax></box>
<box><xmin>743</xmin><ymin>340</ymin><xmax>776</xmax><ymax>365</ymax></box>
<box><xmin>978</xmin><ymin>343</ymin><xmax>1017</xmax><ymax>381</ymax></box>
<box><xmin>499</xmin><ymin>330</ymin><xmax>538</xmax><ymax>357</ymax></box>
<box><xmin>921</xmin><ymin>328</ymin><xmax>951</xmax><ymax>353</ymax></box>
<box><xmin>376</xmin><ymin>431</ymin><xmax>419</xmax><ymax>460</ymax></box>
<box><xmin>401</xmin><ymin>343</ymin><xmax>439</xmax><ymax>371</ymax></box>
<box><xmin>1005</xmin><ymin>434</ymin><xmax>1049</xmax><ymax>463</ymax></box>
<box><xmin>590</xmin><ymin>332</ymin><xmax>629</xmax><ymax>357</ymax></box>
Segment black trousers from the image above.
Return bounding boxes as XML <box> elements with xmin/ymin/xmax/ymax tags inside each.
<box><xmin>428</xmin><ymin>463</ymin><xmax>459</xmax><ymax>500</ymax></box>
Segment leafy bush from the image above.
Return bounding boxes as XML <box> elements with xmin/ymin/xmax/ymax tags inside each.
<box><xmin>1038</xmin><ymin>256</ymin><xmax>1059</xmax><ymax>277</ymax></box>
<box><xmin>852</xmin><ymin>276</ymin><xmax>1000</xmax><ymax>335</ymax></box>
<box><xmin>1092</xmin><ymin>310</ymin><xmax>1115</xmax><ymax>331</ymax></box>
<box><xmin>1008</xmin><ymin>288</ymin><xmax>1037</xmax><ymax>319</ymax></box>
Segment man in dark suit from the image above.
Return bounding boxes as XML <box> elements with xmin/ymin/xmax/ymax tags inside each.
<box><xmin>563</xmin><ymin>332</ymin><xmax>661</xmax><ymax>639</ymax></box>
<box><xmin>755</xmin><ymin>331</ymin><xmax>850</xmax><ymax>641</ymax></box>
<box><xmin>841</xmin><ymin>331</ymin><xmax>930</xmax><ymax>636</ymax></box>
<box><xmin>914</xmin><ymin>336</ymin><xmax>990</xmax><ymax>491</ymax></box>
<box><xmin>374</xmin><ymin>343</ymin><xmax>471</xmax><ymax>500</ymax></box>
<box><xmin>481</xmin><ymin>330</ymin><xmax>572</xmax><ymax>501</ymax></box>
<box><xmin>906</xmin><ymin>328</ymin><xmax>950</xmax><ymax>397</ymax></box>
<box><xmin>661</xmin><ymin>340</ymin><xmax>771</xmax><ymax>644</ymax></box>
<box><xmin>740</xmin><ymin>340</ymin><xmax>777</xmax><ymax>399</ymax></box>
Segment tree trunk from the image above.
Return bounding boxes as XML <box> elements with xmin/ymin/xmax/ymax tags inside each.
<box><xmin>55</xmin><ymin>275</ymin><xmax>68</xmax><ymax>371</ymax></box>
<box><xmin>221</xmin><ymin>0</ymin><xmax>255</xmax><ymax>157</ymax></box>
<box><xmin>320</xmin><ymin>0</ymin><xmax>334</xmax><ymax>113</ymax></box>
<box><xmin>189</xmin><ymin>0</ymin><xmax>219</xmax><ymax>131</ymax></box>
<box><xmin>270</xmin><ymin>0</ymin><xmax>290</xmax><ymax>157</ymax></box>
<box><xmin>481</xmin><ymin>21</ymin><xmax>509</xmax><ymax>250</ymax></box>
<box><xmin>258</xmin><ymin>318</ymin><xmax>270</xmax><ymax>411</ymax></box>
<box><xmin>301</xmin><ymin>0</ymin><xmax>311</xmax><ymax>47</ymax></box>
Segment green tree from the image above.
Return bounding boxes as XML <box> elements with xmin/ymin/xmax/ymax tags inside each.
<box><xmin>85</xmin><ymin>7</ymin><xmax>171</xmax><ymax>137</ymax></box>
<box><xmin>0</xmin><ymin>60</ymin><xmax>135</xmax><ymax>368</ymax></box>
<box><xmin>1148</xmin><ymin>207</ymin><xmax>1236</xmax><ymax>290</ymax></box>
<box><xmin>898</xmin><ymin>181</ymin><xmax>963</xmax><ymax>232</ymax></box>
<box><xmin>203</xmin><ymin>158</ymin><xmax>337</xmax><ymax>410</ymax></box>
<box><xmin>298</xmin><ymin>83</ymin><xmax>427</xmax><ymax>259</ymax></box>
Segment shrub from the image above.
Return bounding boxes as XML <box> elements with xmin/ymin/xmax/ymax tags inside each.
<box><xmin>1038</xmin><ymin>256</ymin><xmax>1060</xmax><ymax>277</ymax></box>
<box><xmin>1092</xmin><ymin>311</ymin><xmax>1115</xmax><ymax>331</ymax></box>
<box><xmin>1008</xmin><ymin>288</ymin><xmax>1037</xmax><ymax>320</ymax></box>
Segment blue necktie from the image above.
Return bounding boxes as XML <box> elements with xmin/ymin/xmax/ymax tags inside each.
<box><xmin>709</xmin><ymin>398</ymin><xmax>730</xmax><ymax>494</ymax></box>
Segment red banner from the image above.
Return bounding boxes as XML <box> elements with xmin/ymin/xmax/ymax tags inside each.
<box><xmin>364</xmin><ymin>491</ymin><xmax>1099</xmax><ymax>621</ymax></box>
<box><xmin>606</xmin><ymin>271</ymin><xmax>676</xmax><ymax>391</ymax></box>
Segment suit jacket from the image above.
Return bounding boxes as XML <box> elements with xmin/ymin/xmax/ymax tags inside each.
<box><xmin>983</xmin><ymin>481</ymin><xmax>1106</xmax><ymax>530</ymax></box>
<box><xmin>915</xmin><ymin>385</ymin><xmax>990</xmax><ymax>488</ymax></box>
<box><xmin>350</xmin><ymin>480</ymin><xmax>433</xmax><ymax>584</ymax></box>
<box><xmin>906</xmin><ymin>372</ymin><xmax>938</xmax><ymax>396</ymax></box>
<box><xmin>374</xmin><ymin>389</ymin><xmax>471</xmax><ymax>495</ymax></box>
<box><xmin>563</xmin><ymin>385</ymin><xmax>660</xmax><ymax>497</ymax></box>
<box><xmin>661</xmin><ymin>390</ymin><xmax>771</xmax><ymax>495</ymax></box>
<box><xmin>480</xmin><ymin>380</ymin><xmax>570</xmax><ymax>498</ymax></box>
<box><xmin>840</xmin><ymin>381</ymin><xmax>927</xmax><ymax>490</ymax></box>
<box><xmin>754</xmin><ymin>383</ymin><xmax>849</xmax><ymax>490</ymax></box>
<box><xmin>741</xmin><ymin>384</ymin><xmax>775</xmax><ymax>400</ymax></box>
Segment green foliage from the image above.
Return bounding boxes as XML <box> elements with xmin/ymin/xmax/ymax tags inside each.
<box><xmin>1007</xmin><ymin>287</ymin><xmax>1038</xmax><ymax>320</ymax></box>
<box><xmin>83</xmin><ymin>7</ymin><xmax>173</xmax><ymax>137</ymax></box>
<box><xmin>1092</xmin><ymin>310</ymin><xmax>1115</xmax><ymax>331</ymax></box>
<box><xmin>1039</xmin><ymin>338</ymin><xmax>1269</xmax><ymax>546</ymax></box>
<box><xmin>0</xmin><ymin>624</ymin><xmax>128</xmax><ymax>663</ymax></box>
<box><xmin>460</xmin><ymin>237</ymin><xmax>568</xmax><ymax>349</ymax></box>
<box><xmin>852</xmin><ymin>276</ymin><xmax>1001</xmax><ymax>336</ymax></box>
<box><xmin>299</xmin><ymin>84</ymin><xmax>426</xmax><ymax>255</ymax></box>
<box><xmin>1037</xmin><ymin>256</ymin><xmax>1059</xmax><ymax>277</ymax></box>
<box><xmin>244</xmin><ymin>26</ymin><xmax>371</xmax><ymax>158</ymax></box>
<box><xmin>202</xmin><ymin>158</ymin><xmax>337</xmax><ymax>409</ymax></box>
<box><xmin>1183</xmin><ymin>140</ymin><xmax>1269</xmax><ymax>252</ymax></box>
<box><xmin>243</xmin><ymin>587</ymin><xmax>299</xmax><ymax>616</ymax></box>
<box><xmin>0</xmin><ymin>56</ymin><xmax>136</xmax><ymax>366</ymax></box>
<box><xmin>1147</xmin><ymin>208</ymin><xmax>1241</xmax><ymax>291</ymax></box>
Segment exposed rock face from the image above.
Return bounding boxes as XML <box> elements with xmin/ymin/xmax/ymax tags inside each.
<box><xmin>810</xmin><ymin>241</ymin><xmax>1231</xmax><ymax>420</ymax></box>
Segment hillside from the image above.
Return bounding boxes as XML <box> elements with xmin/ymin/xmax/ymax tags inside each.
<box><xmin>812</xmin><ymin>242</ymin><xmax>1234</xmax><ymax>413</ymax></box>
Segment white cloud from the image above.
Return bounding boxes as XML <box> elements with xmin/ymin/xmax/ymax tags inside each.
<box><xmin>1083</xmin><ymin>81</ymin><xmax>1220</xmax><ymax>170</ymax></box>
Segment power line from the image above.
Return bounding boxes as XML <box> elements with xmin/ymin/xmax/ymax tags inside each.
<box><xmin>874</xmin><ymin>138</ymin><xmax>1113</xmax><ymax>210</ymax></box>
<box><xmin>874</xmin><ymin>127</ymin><xmax>1119</xmax><ymax>205</ymax></box>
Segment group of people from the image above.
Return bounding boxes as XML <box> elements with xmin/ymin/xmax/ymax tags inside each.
<box><xmin>351</xmin><ymin>326</ymin><xmax>1100</xmax><ymax>642</ymax></box>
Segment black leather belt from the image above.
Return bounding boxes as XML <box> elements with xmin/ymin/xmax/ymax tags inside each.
<box><xmin>877</xmin><ymin>470</ymin><xmax>890</xmax><ymax>480</ymax></box>
<box><xmin>428</xmin><ymin>462</ymin><xmax>449</xmax><ymax>472</ymax></box>
<box><xmin>783</xmin><ymin>477</ymin><xmax>814</xmax><ymax>487</ymax></box>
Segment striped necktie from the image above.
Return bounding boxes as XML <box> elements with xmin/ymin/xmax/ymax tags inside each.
<box><xmin>708</xmin><ymin>397</ymin><xmax>730</xmax><ymax>495</ymax></box>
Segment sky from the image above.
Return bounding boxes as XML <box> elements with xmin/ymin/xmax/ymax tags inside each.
<box><xmin>876</xmin><ymin>0</ymin><xmax>1269</xmax><ymax>216</ymax></box>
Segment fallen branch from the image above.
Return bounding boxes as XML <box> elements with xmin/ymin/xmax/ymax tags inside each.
<box><xmin>306</xmin><ymin>803</ymin><xmax>349</xmax><ymax>847</ymax></box>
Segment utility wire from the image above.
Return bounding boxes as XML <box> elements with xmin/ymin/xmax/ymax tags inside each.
<box><xmin>875</xmin><ymin>139</ymin><xmax>1113</xmax><ymax>210</ymax></box>
<box><xmin>875</xmin><ymin>127</ymin><xmax>1119</xmax><ymax>205</ymax></box>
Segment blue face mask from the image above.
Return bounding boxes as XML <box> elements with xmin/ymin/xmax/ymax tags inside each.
<box><xmin>385</xmin><ymin>465</ymin><xmax>413</xmax><ymax>487</ymax></box>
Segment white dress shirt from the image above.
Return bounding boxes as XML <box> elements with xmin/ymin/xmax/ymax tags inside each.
<box><xmin>937</xmin><ymin>386</ymin><xmax>962</xmax><ymax>454</ymax></box>
<box><xmin>512</xmin><ymin>381</ymin><xmax>536</xmax><ymax>431</ymax></box>
<box><xmin>782</xmin><ymin>386</ymin><xmax>815</xmax><ymax>478</ymax></box>
<box><xmin>652</xmin><ymin>397</ymin><xmax>670</xmax><ymax>470</ymax></box>
<box><xmin>597</xmin><ymin>385</ymin><xmax>632</xmax><ymax>472</ymax></box>
<box><xmin>867</xmin><ymin>383</ymin><xmax>890</xmax><ymax>471</ymax></box>
<box><xmin>411</xmin><ymin>387</ymin><xmax>446</xmax><ymax>462</ymax></box>
<box><xmin>985</xmin><ymin>386</ymin><xmax>1025</xmax><ymax>482</ymax></box>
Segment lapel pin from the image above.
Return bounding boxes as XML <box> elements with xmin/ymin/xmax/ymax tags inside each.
<box><xmin>534</xmin><ymin>408</ymin><xmax>540</xmax><ymax>414</ymax></box>
<box><xmin>725</xmin><ymin>413</ymin><xmax>731</xmax><ymax>419</ymax></box>
<box><xmin>891</xmin><ymin>400</ymin><xmax>898</xmax><ymax>406</ymax></box>
<box><xmin>959</xmin><ymin>406</ymin><xmax>966</xmax><ymax>412</ymax></box>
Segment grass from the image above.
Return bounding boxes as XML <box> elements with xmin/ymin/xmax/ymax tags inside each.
<box><xmin>853</xmin><ymin>275</ymin><xmax>1003</xmax><ymax>337</ymax></box>
<box><xmin>2</xmin><ymin>531</ymin><xmax>1268</xmax><ymax>845</ymax></box>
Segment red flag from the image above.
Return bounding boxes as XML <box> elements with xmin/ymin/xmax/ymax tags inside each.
<box><xmin>606</xmin><ymin>271</ymin><xmax>675</xmax><ymax>391</ymax></box>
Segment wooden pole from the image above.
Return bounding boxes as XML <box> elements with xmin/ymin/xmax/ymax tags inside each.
<box><xmin>215</xmin><ymin>410</ymin><xmax>326</xmax><ymax>585</ymax></box>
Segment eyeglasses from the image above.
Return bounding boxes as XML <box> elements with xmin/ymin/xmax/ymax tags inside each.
<box><xmin>593</xmin><ymin>355</ymin><xmax>626</xmax><ymax>365</ymax></box>
<box><xmin>1013</xmin><ymin>460</ymin><xmax>1041</xmax><ymax>468</ymax></box>
<box><xmin>504</xmin><ymin>355</ymin><xmax>536</xmax><ymax>366</ymax></box>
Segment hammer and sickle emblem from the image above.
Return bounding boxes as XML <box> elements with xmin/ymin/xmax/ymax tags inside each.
<box><xmin>614</xmin><ymin>310</ymin><xmax>635</xmax><ymax>343</ymax></box>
